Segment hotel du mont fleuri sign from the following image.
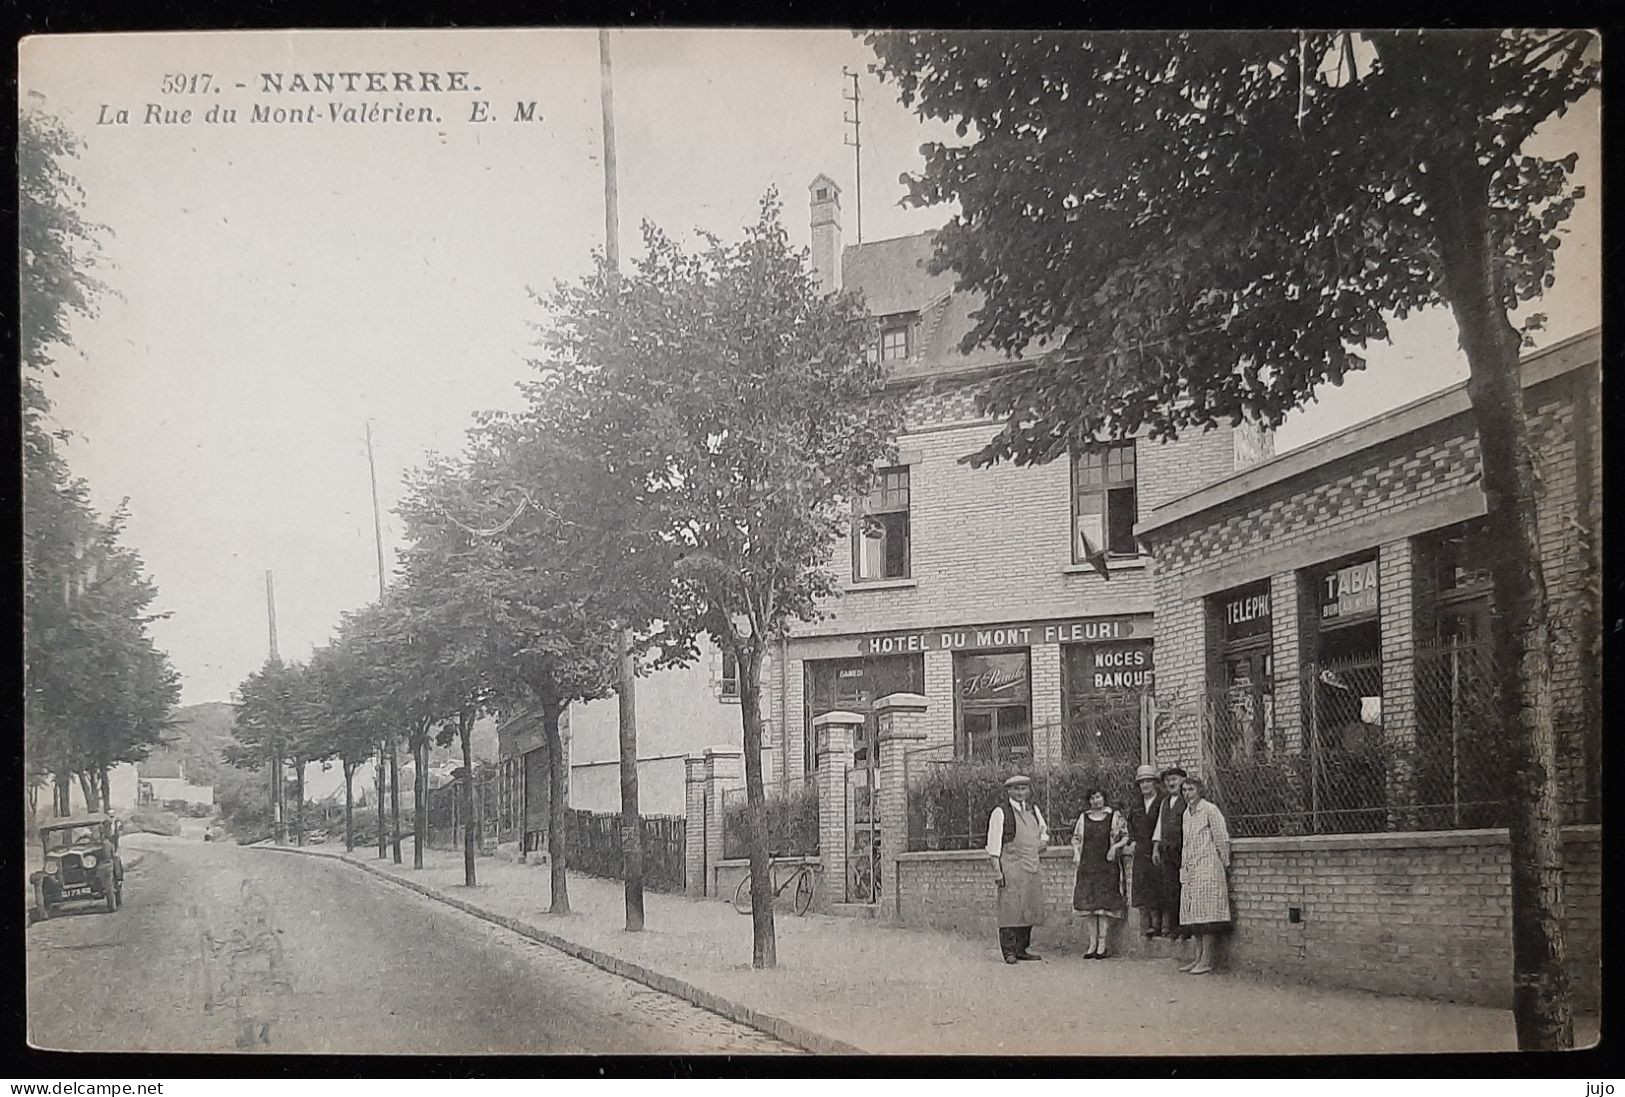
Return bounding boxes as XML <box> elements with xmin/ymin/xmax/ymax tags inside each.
<box><xmin>857</xmin><ymin>616</ymin><xmax>1148</xmax><ymax>657</ymax></box>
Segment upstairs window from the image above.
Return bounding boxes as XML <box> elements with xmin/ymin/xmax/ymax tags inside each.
<box><xmin>854</xmin><ymin>467</ymin><xmax>911</xmax><ymax>581</ymax></box>
<box><xmin>720</xmin><ymin>652</ymin><xmax>740</xmax><ymax>700</ymax></box>
<box><xmin>1073</xmin><ymin>442</ymin><xmax>1138</xmax><ymax>561</ymax></box>
<box><xmin>868</xmin><ymin>319</ymin><xmax>912</xmax><ymax>364</ymax></box>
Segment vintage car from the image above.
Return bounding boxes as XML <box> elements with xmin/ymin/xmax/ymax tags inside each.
<box><xmin>31</xmin><ymin>813</ymin><xmax>124</xmax><ymax>919</ymax></box>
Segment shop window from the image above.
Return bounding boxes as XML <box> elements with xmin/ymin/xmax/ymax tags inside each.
<box><xmin>853</xmin><ymin>466</ymin><xmax>911</xmax><ymax>581</ymax></box>
<box><xmin>1307</xmin><ymin>554</ymin><xmax>1385</xmax><ymax>832</ymax></box>
<box><xmin>956</xmin><ymin>650</ymin><xmax>1032</xmax><ymax>764</ymax></box>
<box><xmin>1416</xmin><ymin>521</ymin><xmax>1503</xmax><ymax>827</ymax></box>
<box><xmin>803</xmin><ymin>655</ymin><xmax>925</xmax><ymax>770</ymax></box>
<box><xmin>1208</xmin><ymin>581</ymin><xmax>1274</xmax><ymax>769</ymax></box>
<box><xmin>1073</xmin><ymin>442</ymin><xmax>1138</xmax><ymax>562</ymax></box>
<box><xmin>1062</xmin><ymin>640</ymin><xmax>1153</xmax><ymax>763</ymax></box>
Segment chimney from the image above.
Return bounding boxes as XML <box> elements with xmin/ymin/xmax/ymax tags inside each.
<box><xmin>809</xmin><ymin>173</ymin><xmax>843</xmax><ymax>295</ymax></box>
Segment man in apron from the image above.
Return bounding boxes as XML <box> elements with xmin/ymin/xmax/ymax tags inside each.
<box><xmin>985</xmin><ymin>774</ymin><xmax>1049</xmax><ymax>964</ymax></box>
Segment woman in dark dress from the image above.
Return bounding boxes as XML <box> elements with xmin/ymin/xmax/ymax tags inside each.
<box><xmin>1071</xmin><ymin>789</ymin><xmax>1129</xmax><ymax>958</ymax></box>
<box><xmin>1125</xmin><ymin>764</ymin><xmax>1166</xmax><ymax>937</ymax></box>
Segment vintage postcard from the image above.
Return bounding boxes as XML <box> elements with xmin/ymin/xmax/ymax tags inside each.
<box><xmin>20</xmin><ymin>28</ymin><xmax>1601</xmax><ymax>1057</ymax></box>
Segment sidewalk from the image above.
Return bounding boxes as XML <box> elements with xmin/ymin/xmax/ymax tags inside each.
<box><xmin>261</xmin><ymin>843</ymin><xmax>1589</xmax><ymax>1055</ymax></box>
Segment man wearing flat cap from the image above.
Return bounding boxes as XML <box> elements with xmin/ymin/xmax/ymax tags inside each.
<box><xmin>985</xmin><ymin>774</ymin><xmax>1049</xmax><ymax>964</ymax></box>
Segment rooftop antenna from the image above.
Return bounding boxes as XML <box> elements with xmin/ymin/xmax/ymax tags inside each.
<box><xmin>842</xmin><ymin>66</ymin><xmax>863</xmax><ymax>244</ymax></box>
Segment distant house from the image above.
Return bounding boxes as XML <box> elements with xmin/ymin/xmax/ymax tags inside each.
<box><xmin>136</xmin><ymin>760</ymin><xmax>215</xmax><ymax>808</ymax></box>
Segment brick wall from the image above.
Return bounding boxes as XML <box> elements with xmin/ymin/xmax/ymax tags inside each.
<box><xmin>1145</xmin><ymin>362</ymin><xmax>1600</xmax><ymax>820</ymax></box>
<box><xmin>1225</xmin><ymin>827</ymin><xmax>1601</xmax><ymax>1009</ymax></box>
<box><xmin>892</xmin><ymin>828</ymin><xmax>1601</xmax><ymax>1009</ymax></box>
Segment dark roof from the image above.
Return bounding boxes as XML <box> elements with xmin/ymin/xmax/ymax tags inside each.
<box><xmin>841</xmin><ymin>230</ymin><xmax>1034</xmax><ymax>386</ymax></box>
<box><xmin>40</xmin><ymin>813</ymin><xmax>111</xmax><ymax>829</ymax></box>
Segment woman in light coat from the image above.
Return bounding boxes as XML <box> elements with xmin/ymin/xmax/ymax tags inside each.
<box><xmin>1176</xmin><ymin>775</ymin><xmax>1232</xmax><ymax>975</ymax></box>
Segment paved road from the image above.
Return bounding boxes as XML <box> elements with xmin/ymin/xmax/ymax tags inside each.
<box><xmin>26</xmin><ymin>835</ymin><xmax>792</xmax><ymax>1055</ymax></box>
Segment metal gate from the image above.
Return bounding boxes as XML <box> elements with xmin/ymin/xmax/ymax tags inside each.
<box><xmin>845</xmin><ymin>764</ymin><xmax>881</xmax><ymax>903</ymax></box>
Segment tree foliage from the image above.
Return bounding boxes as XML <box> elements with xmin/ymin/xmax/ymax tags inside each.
<box><xmin>533</xmin><ymin>194</ymin><xmax>902</xmax><ymax>965</ymax></box>
<box><xmin>868</xmin><ymin>28</ymin><xmax>1598</xmax><ymax>1049</ymax></box>
<box><xmin>868</xmin><ymin>30</ymin><xmax>1595</xmax><ymax>458</ymax></box>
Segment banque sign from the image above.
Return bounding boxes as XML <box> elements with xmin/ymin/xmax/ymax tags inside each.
<box><xmin>858</xmin><ymin>616</ymin><xmax>1146</xmax><ymax>656</ymax></box>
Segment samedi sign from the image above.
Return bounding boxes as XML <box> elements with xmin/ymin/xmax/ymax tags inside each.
<box><xmin>859</xmin><ymin>617</ymin><xmax>1144</xmax><ymax>656</ymax></box>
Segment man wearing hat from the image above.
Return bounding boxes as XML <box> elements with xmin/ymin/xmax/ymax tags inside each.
<box><xmin>985</xmin><ymin>774</ymin><xmax>1049</xmax><ymax>964</ymax></box>
<box><xmin>1151</xmin><ymin>766</ymin><xmax>1188</xmax><ymax>944</ymax></box>
<box><xmin>1126</xmin><ymin>764</ymin><xmax>1167</xmax><ymax>938</ymax></box>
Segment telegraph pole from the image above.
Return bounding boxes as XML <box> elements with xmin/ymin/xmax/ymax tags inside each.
<box><xmin>265</xmin><ymin>571</ymin><xmax>285</xmax><ymax>845</ymax></box>
<box><xmin>600</xmin><ymin>27</ymin><xmax>645</xmax><ymax>933</ymax></box>
<box><xmin>365</xmin><ymin>423</ymin><xmax>392</xmax><ymax>860</ymax></box>
<box><xmin>843</xmin><ymin>66</ymin><xmax>863</xmax><ymax>244</ymax></box>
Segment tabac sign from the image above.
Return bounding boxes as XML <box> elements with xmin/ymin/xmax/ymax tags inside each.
<box><xmin>857</xmin><ymin>616</ymin><xmax>1147</xmax><ymax>656</ymax></box>
<box><xmin>1320</xmin><ymin>558</ymin><xmax>1379</xmax><ymax>622</ymax></box>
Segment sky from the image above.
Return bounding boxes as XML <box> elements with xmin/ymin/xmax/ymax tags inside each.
<box><xmin>19</xmin><ymin>30</ymin><xmax>1601</xmax><ymax>706</ymax></box>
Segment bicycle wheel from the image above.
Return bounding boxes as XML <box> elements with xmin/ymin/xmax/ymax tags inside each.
<box><xmin>733</xmin><ymin>873</ymin><xmax>754</xmax><ymax>915</ymax></box>
<box><xmin>792</xmin><ymin>869</ymin><xmax>814</xmax><ymax>915</ymax></box>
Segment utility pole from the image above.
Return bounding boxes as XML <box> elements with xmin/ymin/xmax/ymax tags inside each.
<box><xmin>365</xmin><ymin>422</ymin><xmax>393</xmax><ymax>860</ymax></box>
<box><xmin>265</xmin><ymin>571</ymin><xmax>285</xmax><ymax>845</ymax></box>
<box><xmin>600</xmin><ymin>27</ymin><xmax>645</xmax><ymax>933</ymax></box>
<box><xmin>843</xmin><ymin>66</ymin><xmax>863</xmax><ymax>245</ymax></box>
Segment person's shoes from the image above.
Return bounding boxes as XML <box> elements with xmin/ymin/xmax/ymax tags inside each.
<box><xmin>1097</xmin><ymin>949</ymin><xmax>1110</xmax><ymax>959</ymax></box>
<box><xmin>1177</xmin><ymin>960</ymin><xmax>1198</xmax><ymax>972</ymax></box>
<box><xmin>1003</xmin><ymin>954</ymin><xmax>1019</xmax><ymax>964</ymax></box>
<box><xmin>1015</xmin><ymin>951</ymin><xmax>1041</xmax><ymax>961</ymax></box>
<box><xmin>1188</xmin><ymin>964</ymin><xmax>1213</xmax><ymax>975</ymax></box>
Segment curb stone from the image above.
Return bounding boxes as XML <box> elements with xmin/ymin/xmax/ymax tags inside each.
<box><xmin>257</xmin><ymin>843</ymin><xmax>865</xmax><ymax>1055</ymax></box>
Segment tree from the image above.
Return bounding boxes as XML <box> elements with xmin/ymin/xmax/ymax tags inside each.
<box><xmin>868</xmin><ymin>29</ymin><xmax>1597</xmax><ymax>1048</ymax></box>
<box><xmin>308</xmin><ymin>626</ymin><xmax>390</xmax><ymax>854</ymax></box>
<box><xmin>330</xmin><ymin>597</ymin><xmax>437</xmax><ymax>868</ymax></box>
<box><xmin>228</xmin><ymin>659</ymin><xmax>308</xmax><ymax>842</ymax></box>
<box><xmin>400</xmin><ymin>418</ymin><xmax>624</xmax><ymax>914</ymax></box>
<box><xmin>539</xmin><ymin>196</ymin><xmax>901</xmax><ymax>965</ymax></box>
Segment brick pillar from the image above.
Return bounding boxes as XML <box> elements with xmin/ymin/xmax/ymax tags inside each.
<box><xmin>875</xmin><ymin>692</ymin><xmax>929</xmax><ymax>919</ymax></box>
<box><xmin>1030</xmin><ymin>644</ymin><xmax>1064</xmax><ymax>768</ymax></box>
<box><xmin>1379</xmin><ymin>539</ymin><xmax>1419</xmax><ymax>828</ymax></box>
<box><xmin>702</xmin><ymin>747</ymin><xmax>743</xmax><ymax>896</ymax></box>
<box><xmin>813</xmin><ymin>711</ymin><xmax>861</xmax><ymax>910</ymax></box>
<box><xmin>1271</xmin><ymin>571</ymin><xmax>1312</xmax><ymax>833</ymax></box>
<box><xmin>684</xmin><ymin>753</ymin><xmax>709</xmax><ymax>897</ymax></box>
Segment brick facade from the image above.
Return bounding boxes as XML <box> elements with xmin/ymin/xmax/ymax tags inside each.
<box><xmin>1139</xmin><ymin>330</ymin><xmax>1601</xmax><ymax>825</ymax></box>
<box><xmin>892</xmin><ymin>827</ymin><xmax>1601</xmax><ymax>1009</ymax></box>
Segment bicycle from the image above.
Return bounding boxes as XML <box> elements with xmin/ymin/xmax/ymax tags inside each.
<box><xmin>733</xmin><ymin>860</ymin><xmax>817</xmax><ymax>916</ymax></box>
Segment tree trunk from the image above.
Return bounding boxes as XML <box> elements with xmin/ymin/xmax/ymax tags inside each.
<box><xmin>414</xmin><ymin>732</ymin><xmax>427</xmax><ymax>870</ymax></box>
<box><xmin>459</xmin><ymin>709</ymin><xmax>476</xmax><ymax>887</ymax></box>
<box><xmin>99</xmin><ymin>767</ymin><xmax>110</xmax><ymax>814</ymax></box>
<box><xmin>617</xmin><ymin>629</ymin><xmax>645</xmax><ymax>931</ymax></box>
<box><xmin>294</xmin><ymin>757</ymin><xmax>305</xmax><ymax>846</ymax></box>
<box><xmin>376</xmin><ymin>740</ymin><xmax>387</xmax><ymax>859</ymax></box>
<box><xmin>55</xmin><ymin>770</ymin><xmax>71</xmax><ymax>817</ymax></box>
<box><xmin>1424</xmin><ymin>159</ymin><xmax>1572</xmax><ymax>1050</ymax></box>
<box><xmin>78</xmin><ymin>771</ymin><xmax>98</xmax><ymax>813</ymax></box>
<box><xmin>738</xmin><ymin>644</ymin><xmax>776</xmax><ymax>968</ymax></box>
<box><xmin>344</xmin><ymin>760</ymin><xmax>356</xmax><ymax>852</ymax></box>
<box><xmin>543</xmin><ymin>699</ymin><xmax>571</xmax><ymax>915</ymax></box>
<box><xmin>389</xmin><ymin>737</ymin><xmax>402</xmax><ymax>864</ymax></box>
<box><xmin>272</xmin><ymin>755</ymin><xmax>286</xmax><ymax>845</ymax></box>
